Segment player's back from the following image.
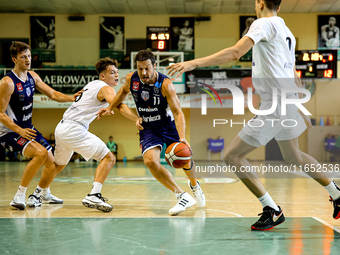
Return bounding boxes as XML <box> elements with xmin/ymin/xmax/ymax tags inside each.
<box><xmin>247</xmin><ymin>16</ymin><xmax>296</xmax><ymax>95</ymax></box>
<box><xmin>62</xmin><ymin>80</ymin><xmax>109</xmax><ymax>129</ymax></box>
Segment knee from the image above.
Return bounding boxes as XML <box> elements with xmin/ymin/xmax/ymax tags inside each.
<box><xmin>34</xmin><ymin>147</ymin><xmax>48</xmax><ymax>162</ymax></box>
<box><xmin>144</xmin><ymin>159</ymin><xmax>159</xmax><ymax>172</ymax></box>
<box><xmin>223</xmin><ymin>150</ymin><xmax>241</xmax><ymax>165</ymax></box>
<box><xmin>282</xmin><ymin>152</ymin><xmax>302</xmax><ymax>165</ymax></box>
<box><xmin>106</xmin><ymin>152</ymin><xmax>116</xmax><ymax>167</ymax></box>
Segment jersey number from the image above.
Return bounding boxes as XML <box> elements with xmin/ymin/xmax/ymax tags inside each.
<box><xmin>286</xmin><ymin>37</ymin><xmax>292</xmax><ymax>51</ymax></box>
<box><xmin>153</xmin><ymin>96</ymin><xmax>160</xmax><ymax>105</ymax></box>
<box><xmin>75</xmin><ymin>89</ymin><xmax>88</xmax><ymax>102</ymax></box>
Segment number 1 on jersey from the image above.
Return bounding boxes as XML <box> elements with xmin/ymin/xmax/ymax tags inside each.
<box><xmin>153</xmin><ymin>96</ymin><xmax>160</xmax><ymax>105</ymax></box>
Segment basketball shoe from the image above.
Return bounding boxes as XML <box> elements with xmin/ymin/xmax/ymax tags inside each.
<box><xmin>251</xmin><ymin>206</ymin><xmax>285</xmax><ymax>231</ymax></box>
<box><xmin>330</xmin><ymin>196</ymin><xmax>340</xmax><ymax>219</ymax></box>
<box><xmin>27</xmin><ymin>195</ymin><xmax>42</xmax><ymax>208</ymax></box>
<box><xmin>82</xmin><ymin>193</ymin><xmax>113</xmax><ymax>212</ymax></box>
<box><xmin>169</xmin><ymin>192</ymin><xmax>196</xmax><ymax>216</ymax></box>
<box><xmin>41</xmin><ymin>189</ymin><xmax>63</xmax><ymax>204</ymax></box>
<box><xmin>188</xmin><ymin>180</ymin><xmax>206</xmax><ymax>207</ymax></box>
<box><xmin>10</xmin><ymin>193</ymin><xmax>26</xmax><ymax>210</ymax></box>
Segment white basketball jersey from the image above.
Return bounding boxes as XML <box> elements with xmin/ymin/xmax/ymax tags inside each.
<box><xmin>62</xmin><ymin>80</ymin><xmax>109</xmax><ymax>129</ymax></box>
<box><xmin>245</xmin><ymin>16</ymin><xmax>296</xmax><ymax>95</ymax></box>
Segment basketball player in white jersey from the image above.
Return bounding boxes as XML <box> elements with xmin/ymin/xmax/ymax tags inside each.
<box><xmin>29</xmin><ymin>58</ymin><xmax>141</xmax><ymax>212</ymax></box>
<box><xmin>168</xmin><ymin>0</ymin><xmax>340</xmax><ymax>230</ymax></box>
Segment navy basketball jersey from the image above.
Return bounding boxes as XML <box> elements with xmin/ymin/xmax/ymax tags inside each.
<box><xmin>0</xmin><ymin>71</ymin><xmax>35</xmax><ymax>136</ymax></box>
<box><xmin>130</xmin><ymin>71</ymin><xmax>174</xmax><ymax>130</ymax></box>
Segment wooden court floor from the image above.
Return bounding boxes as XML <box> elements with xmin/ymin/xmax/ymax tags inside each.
<box><xmin>1</xmin><ymin>161</ymin><xmax>340</xmax><ymax>254</ymax></box>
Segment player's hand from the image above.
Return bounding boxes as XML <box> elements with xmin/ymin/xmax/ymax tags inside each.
<box><xmin>19</xmin><ymin>128</ymin><xmax>37</xmax><ymax>140</ymax></box>
<box><xmin>96</xmin><ymin>107</ymin><xmax>114</xmax><ymax>120</ymax></box>
<box><xmin>136</xmin><ymin>117</ymin><xmax>144</xmax><ymax>130</ymax></box>
<box><xmin>166</xmin><ymin>61</ymin><xmax>196</xmax><ymax>78</ymax></box>
<box><xmin>299</xmin><ymin>111</ymin><xmax>312</xmax><ymax>129</ymax></box>
<box><xmin>179</xmin><ymin>138</ymin><xmax>192</xmax><ymax>153</ymax></box>
<box><xmin>73</xmin><ymin>89</ymin><xmax>84</xmax><ymax>101</ymax></box>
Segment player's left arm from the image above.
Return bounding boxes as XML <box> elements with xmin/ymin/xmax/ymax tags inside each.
<box><xmin>161</xmin><ymin>79</ymin><xmax>189</xmax><ymax>147</ymax></box>
<box><xmin>29</xmin><ymin>71</ymin><xmax>78</xmax><ymax>102</ymax></box>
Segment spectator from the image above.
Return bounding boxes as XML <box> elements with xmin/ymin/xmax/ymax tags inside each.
<box><xmin>107</xmin><ymin>136</ymin><xmax>117</xmax><ymax>158</ymax></box>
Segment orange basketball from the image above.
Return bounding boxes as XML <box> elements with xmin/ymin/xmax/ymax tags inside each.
<box><xmin>165</xmin><ymin>142</ymin><xmax>192</xmax><ymax>168</ymax></box>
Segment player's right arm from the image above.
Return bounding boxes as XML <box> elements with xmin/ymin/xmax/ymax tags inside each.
<box><xmin>167</xmin><ymin>36</ymin><xmax>254</xmax><ymax>77</ymax></box>
<box><xmin>0</xmin><ymin>77</ymin><xmax>36</xmax><ymax>139</ymax></box>
<box><xmin>97</xmin><ymin>72</ymin><xmax>133</xmax><ymax>119</ymax></box>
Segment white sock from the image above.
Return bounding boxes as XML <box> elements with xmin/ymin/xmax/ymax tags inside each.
<box><xmin>41</xmin><ymin>187</ymin><xmax>50</xmax><ymax>195</ymax></box>
<box><xmin>258</xmin><ymin>192</ymin><xmax>280</xmax><ymax>211</ymax></box>
<box><xmin>90</xmin><ymin>182</ymin><xmax>103</xmax><ymax>194</ymax></box>
<box><xmin>324</xmin><ymin>181</ymin><xmax>340</xmax><ymax>200</ymax></box>
<box><xmin>33</xmin><ymin>185</ymin><xmax>43</xmax><ymax>197</ymax></box>
<box><xmin>17</xmin><ymin>185</ymin><xmax>27</xmax><ymax>195</ymax></box>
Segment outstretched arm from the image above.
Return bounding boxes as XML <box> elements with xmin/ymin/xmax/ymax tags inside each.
<box><xmin>29</xmin><ymin>71</ymin><xmax>76</xmax><ymax>102</ymax></box>
<box><xmin>116</xmin><ymin>103</ymin><xmax>144</xmax><ymax>130</ymax></box>
<box><xmin>97</xmin><ymin>73</ymin><xmax>132</xmax><ymax>119</ymax></box>
<box><xmin>97</xmin><ymin>84</ymin><xmax>143</xmax><ymax>129</ymax></box>
<box><xmin>167</xmin><ymin>36</ymin><xmax>254</xmax><ymax>77</ymax></box>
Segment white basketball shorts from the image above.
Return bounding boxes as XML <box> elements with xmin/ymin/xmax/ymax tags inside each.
<box><xmin>54</xmin><ymin>120</ymin><xmax>110</xmax><ymax>165</ymax></box>
<box><xmin>238</xmin><ymin>95</ymin><xmax>307</xmax><ymax>147</ymax></box>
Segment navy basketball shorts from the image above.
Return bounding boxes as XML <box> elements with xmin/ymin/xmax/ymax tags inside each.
<box><xmin>0</xmin><ymin>127</ymin><xmax>51</xmax><ymax>156</ymax></box>
<box><xmin>139</xmin><ymin>124</ymin><xmax>180</xmax><ymax>155</ymax></box>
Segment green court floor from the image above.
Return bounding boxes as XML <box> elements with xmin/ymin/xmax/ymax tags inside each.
<box><xmin>0</xmin><ymin>217</ymin><xmax>339</xmax><ymax>255</ymax></box>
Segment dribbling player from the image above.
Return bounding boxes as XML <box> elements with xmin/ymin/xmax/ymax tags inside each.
<box><xmin>168</xmin><ymin>0</ymin><xmax>340</xmax><ymax>230</ymax></box>
<box><xmin>98</xmin><ymin>50</ymin><xmax>206</xmax><ymax>216</ymax></box>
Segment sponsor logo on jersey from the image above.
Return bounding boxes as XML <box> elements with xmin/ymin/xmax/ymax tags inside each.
<box><xmin>132</xmin><ymin>81</ymin><xmax>140</xmax><ymax>91</ymax></box>
<box><xmin>30</xmin><ymin>78</ymin><xmax>34</xmax><ymax>85</ymax></box>
<box><xmin>17</xmin><ymin>138</ymin><xmax>27</xmax><ymax>146</ymax></box>
<box><xmin>16</xmin><ymin>83</ymin><xmax>23</xmax><ymax>92</ymax></box>
<box><xmin>22</xmin><ymin>112</ymin><xmax>32</xmax><ymax>121</ymax></box>
<box><xmin>154</xmin><ymin>87</ymin><xmax>159</xmax><ymax>94</ymax></box>
<box><xmin>138</xmin><ymin>107</ymin><xmax>158</xmax><ymax>112</ymax></box>
<box><xmin>19</xmin><ymin>94</ymin><xmax>25</xmax><ymax>101</ymax></box>
<box><xmin>26</xmin><ymin>87</ymin><xmax>31</xmax><ymax>97</ymax></box>
<box><xmin>252</xmin><ymin>61</ymin><xmax>255</xmax><ymax>66</ymax></box>
<box><xmin>141</xmin><ymin>91</ymin><xmax>149</xmax><ymax>101</ymax></box>
<box><xmin>133</xmin><ymin>92</ymin><xmax>138</xmax><ymax>98</ymax></box>
<box><xmin>22</xmin><ymin>102</ymin><xmax>33</xmax><ymax>111</ymax></box>
<box><xmin>143</xmin><ymin>114</ymin><xmax>161</xmax><ymax>122</ymax></box>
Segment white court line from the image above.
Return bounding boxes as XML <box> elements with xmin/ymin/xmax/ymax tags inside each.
<box><xmin>313</xmin><ymin>217</ymin><xmax>340</xmax><ymax>234</ymax></box>
<box><xmin>205</xmin><ymin>209</ymin><xmax>243</xmax><ymax>217</ymax></box>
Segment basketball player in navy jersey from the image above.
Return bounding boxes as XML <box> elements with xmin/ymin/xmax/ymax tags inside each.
<box><xmin>98</xmin><ymin>50</ymin><xmax>205</xmax><ymax>216</ymax></box>
<box><xmin>0</xmin><ymin>41</ymin><xmax>79</xmax><ymax>210</ymax></box>
<box><xmin>168</xmin><ymin>0</ymin><xmax>340</xmax><ymax>230</ymax></box>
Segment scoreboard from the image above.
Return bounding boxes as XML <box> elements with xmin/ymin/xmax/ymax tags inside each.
<box><xmin>146</xmin><ymin>27</ymin><xmax>170</xmax><ymax>51</ymax></box>
<box><xmin>295</xmin><ymin>50</ymin><xmax>337</xmax><ymax>79</ymax></box>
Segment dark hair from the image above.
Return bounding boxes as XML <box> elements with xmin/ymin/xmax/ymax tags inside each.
<box><xmin>135</xmin><ymin>50</ymin><xmax>156</xmax><ymax>65</ymax></box>
<box><xmin>95</xmin><ymin>57</ymin><xmax>118</xmax><ymax>75</ymax></box>
<box><xmin>262</xmin><ymin>0</ymin><xmax>281</xmax><ymax>11</ymax></box>
<box><xmin>10</xmin><ymin>41</ymin><xmax>31</xmax><ymax>58</ymax></box>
